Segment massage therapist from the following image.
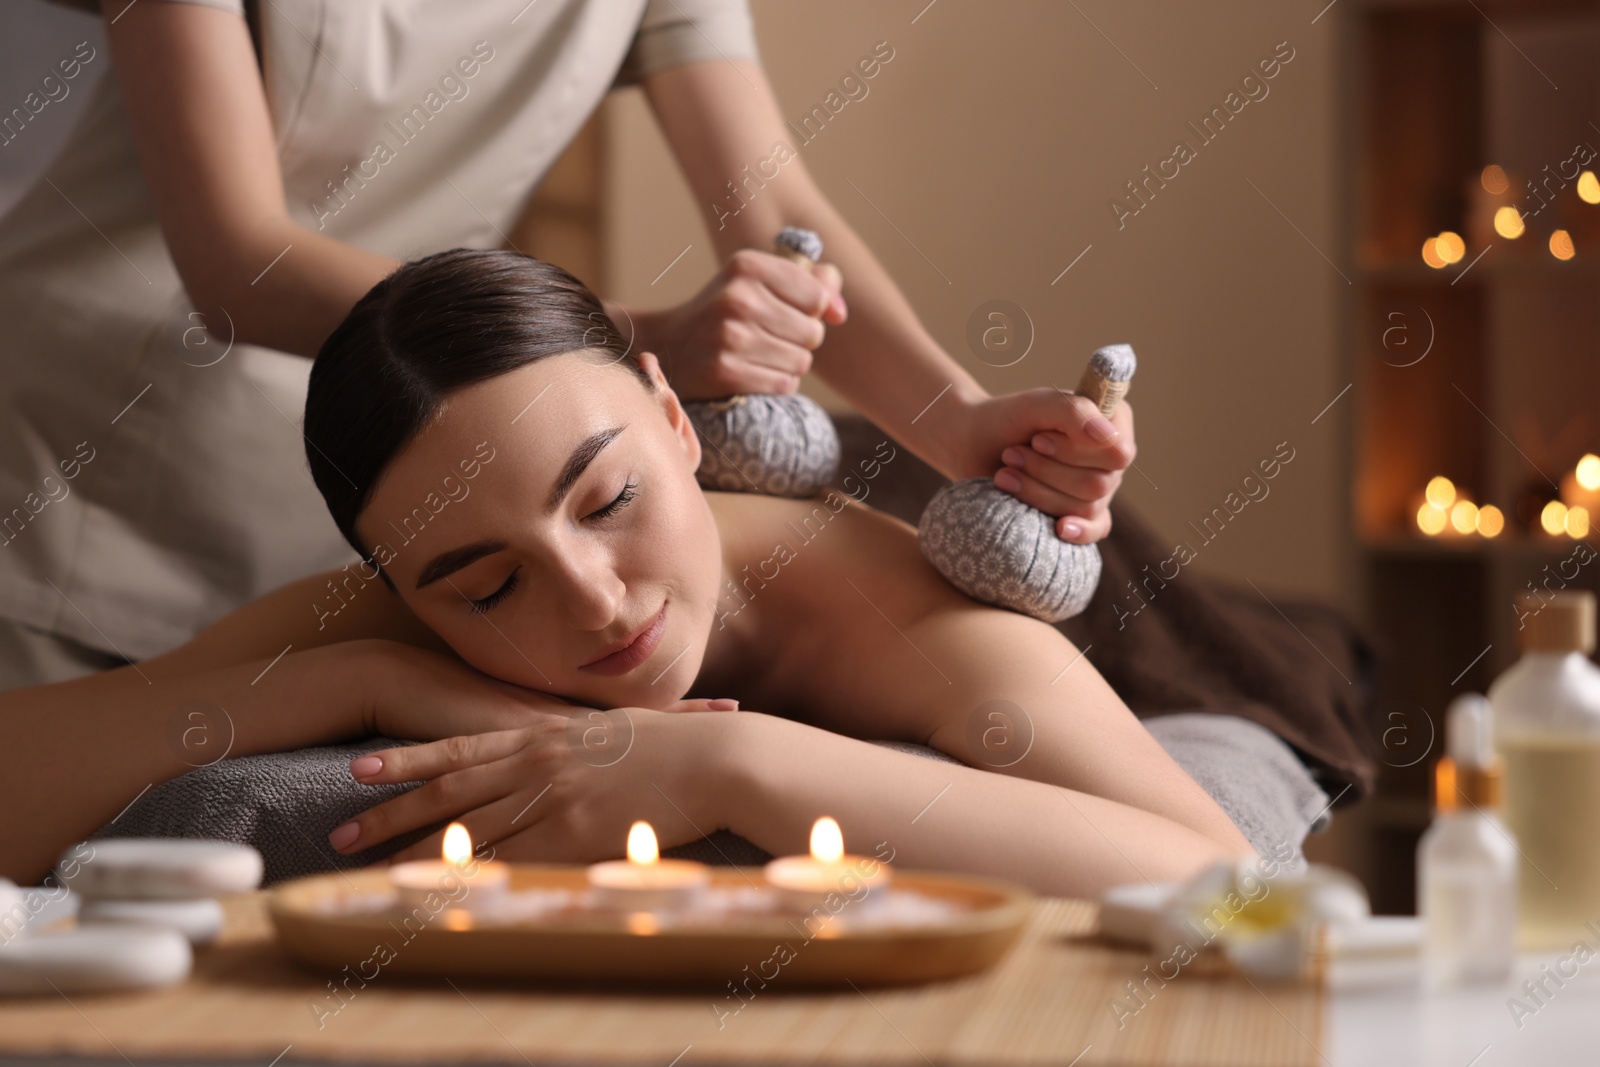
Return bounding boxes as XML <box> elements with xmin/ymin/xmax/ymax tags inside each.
<box><xmin>0</xmin><ymin>0</ymin><xmax>1134</xmax><ymax>688</ymax></box>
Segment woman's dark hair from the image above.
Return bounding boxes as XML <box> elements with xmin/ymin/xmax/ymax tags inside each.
<box><xmin>305</xmin><ymin>248</ymin><xmax>651</xmax><ymax>560</ymax></box>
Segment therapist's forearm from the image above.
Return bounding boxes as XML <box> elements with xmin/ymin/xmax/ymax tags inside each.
<box><xmin>704</xmin><ymin>193</ymin><xmax>987</xmax><ymax>478</ymax></box>
<box><xmin>186</xmin><ymin>218</ymin><xmax>399</xmax><ymax>358</ymax></box>
<box><xmin>0</xmin><ymin>643</ymin><xmax>378</xmax><ymax>884</ymax></box>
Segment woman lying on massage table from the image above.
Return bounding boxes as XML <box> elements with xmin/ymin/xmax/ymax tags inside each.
<box><xmin>0</xmin><ymin>250</ymin><xmax>1254</xmax><ymax>894</ymax></box>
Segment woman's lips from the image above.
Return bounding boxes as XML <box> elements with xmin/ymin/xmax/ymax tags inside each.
<box><xmin>579</xmin><ymin>604</ymin><xmax>668</xmax><ymax>676</ymax></box>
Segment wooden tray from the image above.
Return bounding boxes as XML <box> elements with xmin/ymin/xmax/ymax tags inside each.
<box><xmin>268</xmin><ymin>865</ymin><xmax>1032</xmax><ymax>987</ymax></box>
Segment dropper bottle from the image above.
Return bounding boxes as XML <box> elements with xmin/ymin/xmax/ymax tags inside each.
<box><xmin>1417</xmin><ymin>693</ymin><xmax>1517</xmax><ymax>988</ymax></box>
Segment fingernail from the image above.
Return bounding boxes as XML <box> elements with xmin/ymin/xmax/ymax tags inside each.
<box><xmin>1086</xmin><ymin>416</ymin><xmax>1118</xmax><ymax>443</ymax></box>
<box><xmin>350</xmin><ymin>756</ymin><xmax>382</xmax><ymax>779</ymax></box>
<box><xmin>994</xmin><ymin>469</ymin><xmax>1022</xmax><ymax>493</ymax></box>
<box><xmin>1061</xmin><ymin>520</ymin><xmax>1084</xmax><ymax>541</ymax></box>
<box><xmin>708</xmin><ymin>698</ymin><xmax>740</xmax><ymax>711</ymax></box>
<box><xmin>328</xmin><ymin>821</ymin><xmax>360</xmax><ymax>851</ymax></box>
<box><xmin>1031</xmin><ymin>434</ymin><xmax>1057</xmax><ymax>456</ymax></box>
<box><xmin>1001</xmin><ymin>447</ymin><xmax>1026</xmax><ymax>467</ymax></box>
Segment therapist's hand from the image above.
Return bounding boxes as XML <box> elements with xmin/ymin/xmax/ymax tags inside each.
<box><xmin>953</xmin><ymin>390</ymin><xmax>1137</xmax><ymax>544</ymax></box>
<box><xmin>630</xmin><ymin>249</ymin><xmax>848</xmax><ymax>400</ymax></box>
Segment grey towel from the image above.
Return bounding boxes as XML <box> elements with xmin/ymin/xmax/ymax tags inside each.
<box><xmin>96</xmin><ymin>739</ymin><xmax>431</xmax><ymax>885</ymax></box>
<box><xmin>96</xmin><ymin>720</ymin><xmax>1325</xmax><ymax>884</ymax></box>
<box><xmin>1144</xmin><ymin>712</ymin><xmax>1330</xmax><ymax>869</ymax></box>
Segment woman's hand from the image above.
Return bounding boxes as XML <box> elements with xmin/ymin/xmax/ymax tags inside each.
<box><xmin>623</xmin><ymin>250</ymin><xmax>848</xmax><ymax>400</ymax></box>
<box><xmin>351</xmin><ymin>641</ymin><xmax>584</xmax><ymax>742</ymax></box>
<box><xmin>328</xmin><ymin>706</ymin><xmax>741</xmax><ymax>861</ymax></box>
<box><xmin>952</xmin><ymin>389</ymin><xmax>1137</xmax><ymax>544</ymax></box>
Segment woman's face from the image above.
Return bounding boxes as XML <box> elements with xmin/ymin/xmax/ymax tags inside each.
<box><xmin>354</xmin><ymin>351</ymin><xmax>723</xmax><ymax>710</ymax></box>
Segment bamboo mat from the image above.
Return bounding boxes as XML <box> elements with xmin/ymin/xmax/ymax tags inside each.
<box><xmin>0</xmin><ymin>891</ymin><xmax>1324</xmax><ymax>1067</ymax></box>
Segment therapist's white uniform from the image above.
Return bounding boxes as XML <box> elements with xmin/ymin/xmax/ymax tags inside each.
<box><xmin>0</xmin><ymin>0</ymin><xmax>758</xmax><ymax>689</ymax></box>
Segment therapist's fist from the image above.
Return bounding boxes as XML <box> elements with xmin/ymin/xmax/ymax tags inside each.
<box><xmin>956</xmin><ymin>389</ymin><xmax>1137</xmax><ymax>545</ymax></box>
<box><xmin>643</xmin><ymin>249</ymin><xmax>848</xmax><ymax>400</ymax></box>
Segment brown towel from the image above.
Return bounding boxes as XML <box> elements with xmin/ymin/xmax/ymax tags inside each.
<box><xmin>1057</xmin><ymin>503</ymin><xmax>1377</xmax><ymax>801</ymax></box>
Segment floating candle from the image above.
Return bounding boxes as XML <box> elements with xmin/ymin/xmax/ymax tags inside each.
<box><xmin>388</xmin><ymin>823</ymin><xmax>509</xmax><ymax>911</ymax></box>
<box><xmin>586</xmin><ymin>822</ymin><xmax>709</xmax><ymax>912</ymax></box>
<box><xmin>763</xmin><ymin>817</ymin><xmax>892</xmax><ymax>912</ymax></box>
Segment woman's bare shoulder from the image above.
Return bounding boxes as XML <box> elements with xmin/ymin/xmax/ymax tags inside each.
<box><xmin>707</xmin><ymin>489</ymin><xmax>968</xmax><ymax>622</ymax></box>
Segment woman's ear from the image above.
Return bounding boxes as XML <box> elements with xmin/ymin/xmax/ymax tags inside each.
<box><xmin>638</xmin><ymin>352</ymin><xmax>703</xmax><ymax>473</ymax></box>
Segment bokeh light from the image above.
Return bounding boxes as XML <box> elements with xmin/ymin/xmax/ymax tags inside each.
<box><xmin>1567</xmin><ymin>506</ymin><xmax>1590</xmax><ymax>539</ymax></box>
<box><xmin>1577</xmin><ymin>454</ymin><xmax>1600</xmax><ymax>492</ymax></box>
<box><xmin>1493</xmin><ymin>206</ymin><xmax>1525</xmax><ymax>239</ymax></box>
<box><xmin>1435</xmin><ymin>231</ymin><xmax>1466</xmax><ymax>264</ymax></box>
<box><xmin>1417</xmin><ymin>503</ymin><xmax>1448</xmax><ymax>536</ymax></box>
<box><xmin>1579</xmin><ymin>171</ymin><xmax>1600</xmax><ymax>205</ymax></box>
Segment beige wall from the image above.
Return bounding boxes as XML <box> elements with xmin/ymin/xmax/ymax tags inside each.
<box><xmin>600</xmin><ymin>1</ymin><xmax>1352</xmax><ymax>607</ymax></box>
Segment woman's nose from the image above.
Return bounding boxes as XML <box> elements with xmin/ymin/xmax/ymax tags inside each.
<box><xmin>546</xmin><ymin>543</ymin><xmax>626</xmax><ymax>631</ymax></box>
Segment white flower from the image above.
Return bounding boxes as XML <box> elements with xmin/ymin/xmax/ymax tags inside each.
<box><xmin>1157</xmin><ymin>858</ymin><xmax>1369</xmax><ymax>981</ymax></box>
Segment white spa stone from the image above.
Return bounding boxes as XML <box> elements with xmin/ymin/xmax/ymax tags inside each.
<box><xmin>1097</xmin><ymin>881</ymin><xmax>1179</xmax><ymax>947</ymax></box>
<box><xmin>0</xmin><ymin>926</ymin><xmax>191</xmax><ymax>995</ymax></box>
<box><xmin>62</xmin><ymin>839</ymin><xmax>263</xmax><ymax>901</ymax></box>
<box><xmin>78</xmin><ymin>897</ymin><xmax>226</xmax><ymax>945</ymax></box>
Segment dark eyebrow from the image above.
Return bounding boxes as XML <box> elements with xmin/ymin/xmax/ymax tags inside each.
<box><xmin>415</xmin><ymin>541</ymin><xmax>505</xmax><ymax>590</ymax></box>
<box><xmin>545</xmin><ymin>425</ymin><xmax>624</xmax><ymax>514</ymax></box>
<box><xmin>413</xmin><ymin>425</ymin><xmax>625</xmax><ymax>591</ymax></box>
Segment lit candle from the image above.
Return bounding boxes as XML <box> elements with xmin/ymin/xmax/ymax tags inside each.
<box><xmin>585</xmin><ymin>822</ymin><xmax>709</xmax><ymax>911</ymax></box>
<box><xmin>763</xmin><ymin>817</ymin><xmax>892</xmax><ymax>911</ymax></box>
<box><xmin>388</xmin><ymin>823</ymin><xmax>509</xmax><ymax>911</ymax></box>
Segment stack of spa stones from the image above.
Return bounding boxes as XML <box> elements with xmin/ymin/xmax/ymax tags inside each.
<box><xmin>0</xmin><ymin>839</ymin><xmax>262</xmax><ymax>994</ymax></box>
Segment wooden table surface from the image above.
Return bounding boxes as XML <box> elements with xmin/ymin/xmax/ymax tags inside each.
<box><xmin>0</xmin><ymin>889</ymin><xmax>1323</xmax><ymax>1067</ymax></box>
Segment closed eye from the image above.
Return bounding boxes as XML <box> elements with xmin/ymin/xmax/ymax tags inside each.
<box><xmin>468</xmin><ymin>568</ymin><xmax>519</xmax><ymax>615</ymax></box>
<box><xmin>589</xmin><ymin>479</ymin><xmax>637</xmax><ymax>521</ymax></box>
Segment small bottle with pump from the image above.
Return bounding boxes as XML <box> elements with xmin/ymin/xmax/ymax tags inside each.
<box><xmin>1418</xmin><ymin>693</ymin><xmax>1517</xmax><ymax>988</ymax></box>
<box><xmin>1489</xmin><ymin>591</ymin><xmax>1600</xmax><ymax>950</ymax></box>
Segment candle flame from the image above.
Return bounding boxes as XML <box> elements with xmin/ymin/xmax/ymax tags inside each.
<box><xmin>626</xmin><ymin>821</ymin><xmax>659</xmax><ymax>865</ymax></box>
<box><xmin>442</xmin><ymin>822</ymin><xmax>473</xmax><ymax>867</ymax></box>
<box><xmin>810</xmin><ymin>817</ymin><xmax>844</xmax><ymax>864</ymax></box>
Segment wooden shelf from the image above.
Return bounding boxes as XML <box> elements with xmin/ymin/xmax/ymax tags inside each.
<box><xmin>1341</xmin><ymin>0</ymin><xmax>1600</xmax><ymax>915</ymax></box>
<box><xmin>1360</xmin><ymin>533</ymin><xmax>1592</xmax><ymax>557</ymax></box>
<box><xmin>1358</xmin><ymin>257</ymin><xmax>1600</xmax><ymax>285</ymax></box>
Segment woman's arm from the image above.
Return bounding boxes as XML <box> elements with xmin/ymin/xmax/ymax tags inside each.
<box><xmin>728</xmin><ymin>713</ymin><xmax>1238</xmax><ymax>896</ymax></box>
<box><xmin>336</xmin><ymin>706</ymin><xmax>1236</xmax><ymax>898</ymax></box>
<box><xmin>635</xmin><ymin>58</ymin><xmax>1135</xmax><ymax>542</ymax></box>
<box><xmin>0</xmin><ymin>641</ymin><xmax>384</xmax><ymax>883</ymax></box>
<box><xmin>104</xmin><ymin>0</ymin><xmax>398</xmax><ymax>355</ymax></box>
<box><xmin>0</xmin><ymin>632</ymin><xmax>643</xmax><ymax>885</ymax></box>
